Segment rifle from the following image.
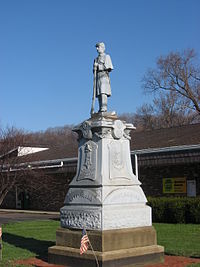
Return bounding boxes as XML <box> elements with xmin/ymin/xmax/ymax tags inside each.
<box><xmin>90</xmin><ymin>68</ymin><xmax>96</xmax><ymax>116</ymax></box>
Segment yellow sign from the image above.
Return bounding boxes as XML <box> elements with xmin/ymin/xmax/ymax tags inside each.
<box><xmin>163</xmin><ymin>177</ymin><xmax>186</xmax><ymax>193</ymax></box>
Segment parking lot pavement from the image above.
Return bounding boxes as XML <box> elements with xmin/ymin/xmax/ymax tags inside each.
<box><xmin>0</xmin><ymin>211</ymin><xmax>59</xmax><ymax>225</ymax></box>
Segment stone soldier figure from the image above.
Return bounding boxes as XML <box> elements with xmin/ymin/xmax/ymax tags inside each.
<box><xmin>91</xmin><ymin>42</ymin><xmax>113</xmax><ymax>113</ymax></box>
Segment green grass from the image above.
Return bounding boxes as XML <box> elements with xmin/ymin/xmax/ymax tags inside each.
<box><xmin>154</xmin><ymin>223</ymin><xmax>200</xmax><ymax>257</ymax></box>
<box><xmin>0</xmin><ymin>221</ymin><xmax>200</xmax><ymax>266</ymax></box>
<box><xmin>187</xmin><ymin>264</ymin><xmax>200</xmax><ymax>267</ymax></box>
<box><xmin>0</xmin><ymin>220</ymin><xmax>59</xmax><ymax>266</ymax></box>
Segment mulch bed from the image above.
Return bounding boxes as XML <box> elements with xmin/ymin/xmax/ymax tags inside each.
<box><xmin>147</xmin><ymin>255</ymin><xmax>200</xmax><ymax>267</ymax></box>
<box><xmin>15</xmin><ymin>257</ymin><xmax>64</xmax><ymax>267</ymax></box>
<box><xmin>15</xmin><ymin>255</ymin><xmax>200</xmax><ymax>267</ymax></box>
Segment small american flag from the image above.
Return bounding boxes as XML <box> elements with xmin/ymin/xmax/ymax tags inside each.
<box><xmin>0</xmin><ymin>227</ymin><xmax>2</xmax><ymax>238</ymax></box>
<box><xmin>80</xmin><ymin>229</ymin><xmax>89</xmax><ymax>255</ymax></box>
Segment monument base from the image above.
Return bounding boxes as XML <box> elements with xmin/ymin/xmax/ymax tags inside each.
<box><xmin>48</xmin><ymin>227</ymin><xmax>164</xmax><ymax>267</ymax></box>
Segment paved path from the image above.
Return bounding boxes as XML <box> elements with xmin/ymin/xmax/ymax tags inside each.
<box><xmin>0</xmin><ymin>210</ymin><xmax>59</xmax><ymax>225</ymax></box>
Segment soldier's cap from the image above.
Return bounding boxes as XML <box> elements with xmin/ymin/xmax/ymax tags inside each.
<box><xmin>95</xmin><ymin>42</ymin><xmax>105</xmax><ymax>48</ymax></box>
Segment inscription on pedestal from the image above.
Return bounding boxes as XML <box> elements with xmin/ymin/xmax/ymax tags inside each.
<box><xmin>65</xmin><ymin>188</ymin><xmax>101</xmax><ymax>205</ymax></box>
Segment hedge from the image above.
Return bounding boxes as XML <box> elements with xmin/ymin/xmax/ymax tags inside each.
<box><xmin>147</xmin><ymin>197</ymin><xmax>200</xmax><ymax>224</ymax></box>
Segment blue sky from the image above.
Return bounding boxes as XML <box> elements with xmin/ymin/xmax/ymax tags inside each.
<box><xmin>0</xmin><ymin>0</ymin><xmax>199</xmax><ymax>132</ymax></box>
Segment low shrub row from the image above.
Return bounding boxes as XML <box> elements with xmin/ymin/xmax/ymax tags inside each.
<box><xmin>147</xmin><ymin>197</ymin><xmax>200</xmax><ymax>224</ymax></box>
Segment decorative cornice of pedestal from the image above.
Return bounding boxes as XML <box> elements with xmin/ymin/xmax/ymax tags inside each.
<box><xmin>73</xmin><ymin>113</ymin><xmax>135</xmax><ymax>142</ymax></box>
<box><xmin>64</xmin><ymin>186</ymin><xmax>147</xmax><ymax>206</ymax></box>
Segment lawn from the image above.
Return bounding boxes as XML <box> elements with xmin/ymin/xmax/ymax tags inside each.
<box><xmin>0</xmin><ymin>221</ymin><xmax>200</xmax><ymax>266</ymax></box>
<box><xmin>0</xmin><ymin>220</ymin><xmax>59</xmax><ymax>266</ymax></box>
<box><xmin>154</xmin><ymin>223</ymin><xmax>200</xmax><ymax>258</ymax></box>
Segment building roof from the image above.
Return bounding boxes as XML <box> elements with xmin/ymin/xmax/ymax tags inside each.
<box><xmin>130</xmin><ymin>123</ymin><xmax>200</xmax><ymax>151</ymax></box>
<box><xmin>20</xmin><ymin>144</ymin><xmax>78</xmax><ymax>162</ymax></box>
<box><xmin>3</xmin><ymin>123</ymin><xmax>200</xmax><ymax>166</ymax></box>
<box><xmin>130</xmin><ymin>123</ymin><xmax>200</xmax><ymax>166</ymax></box>
<box><xmin>24</xmin><ymin>123</ymin><xmax>200</xmax><ymax>161</ymax></box>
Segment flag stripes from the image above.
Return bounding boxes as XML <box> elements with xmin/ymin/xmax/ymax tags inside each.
<box><xmin>80</xmin><ymin>229</ymin><xmax>89</xmax><ymax>255</ymax></box>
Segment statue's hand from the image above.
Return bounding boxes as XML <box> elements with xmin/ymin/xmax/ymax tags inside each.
<box><xmin>98</xmin><ymin>64</ymin><xmax>104</xmax><ymax>71</ymax></box>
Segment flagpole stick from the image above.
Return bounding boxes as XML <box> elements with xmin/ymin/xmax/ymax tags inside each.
<box><xmin>88</xmin><ymin>238</ymin><xmax>99</xmax><ymax>267</ymax></box>
<box><xmin>84</xmin><ymin>228</ymin><xmax>99</xmax><ymax>267</ymax></box>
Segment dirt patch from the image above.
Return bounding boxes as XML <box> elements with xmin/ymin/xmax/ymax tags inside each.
<box><xmin>147</xmin><ymin>255</ymin><xmax>200</xmax><ymax>267</ymax></box>
<box><xmin>15</xmin><ymin>257</ymin><xmax>64</xmax><ymax>267</ymax></box>
<box><xmin>15</xmin><ymin>255</ymin><xmax>200</xmax><ymax>267</ymax></box>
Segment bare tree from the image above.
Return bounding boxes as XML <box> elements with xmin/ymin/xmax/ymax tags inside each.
<box><xmin>119</xmin><ymin>108</ymin><xmax>157</xmax><ymax>131</ymax></box>
<box><xmin>28</xmin><ymin>124</ymin><xmax>77</xmax><ymax>149</ymax></box>
<box><xmin>152</xmin><ymin>91</ymin><xmax>197</xmax><ymax>128</ymax></box>
<box><xmin>135</xmin><ymin>103</ymin><xmax>156</xmax><ymax>130</ymax></box>
<box><xmin>118</xmin><ymin>113</ymin><xmax>136</xmax><ymax>125</ymax></box>
<box><xmin>0</xmin><ymin>127</ymin><xmax>28</xmax><ymax>205</ymax></box>
<box><xmin>0</xmin><ymin>126</ymin><xmax>73</xmax><ymax>209</ymax></box>
<box><xmin>143</xmin><ymin>49</ymin><xmax>200</xmax><ymax>115</ymax></box>
<box><xmin>119</xmin><ymin>90</ymin><xmax>198</xmax><ymax>131</ymax></box>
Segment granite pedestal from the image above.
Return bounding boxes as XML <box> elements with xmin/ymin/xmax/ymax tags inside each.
<box><xmin>49</xmin><ymin>226</ymin><xmax>164</xmax><ymax>266</ymax></box>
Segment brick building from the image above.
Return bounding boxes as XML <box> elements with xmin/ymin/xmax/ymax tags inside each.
<box><xmin>131</xmin><ymin>123</ymin><xmax>200</xmax><ymax>198</ymax></box>
<box><xmin>1</xmin><ymin>123</ymin><xmax>200</xmax><ymax>211</ymax></box>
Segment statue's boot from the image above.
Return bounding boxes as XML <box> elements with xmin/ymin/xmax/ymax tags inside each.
<box><xmin>98</xmin><ymin>94</ymin><xmax>108</xmax><ymax>112</ymax></box>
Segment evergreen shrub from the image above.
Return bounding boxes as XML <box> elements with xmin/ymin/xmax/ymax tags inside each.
<box><xmin>147</xmin><ymin>197</ymin><xmax>200</xmax><ymax>224</ymax></box>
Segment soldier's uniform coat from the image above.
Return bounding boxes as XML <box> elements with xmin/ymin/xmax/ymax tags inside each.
<box><xmin>94</xmin><ymin>54</ymin><xmax>113</xmax><ymax>97</ymax></box>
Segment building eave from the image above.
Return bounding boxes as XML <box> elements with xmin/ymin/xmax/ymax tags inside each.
<box><xmin>131</xmin><ymin>144</ymin><xmax>200</xmax><ymax>155</ymax></box>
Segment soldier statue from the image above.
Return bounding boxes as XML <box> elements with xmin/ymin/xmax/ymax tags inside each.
<box><xmin>91</xmin><ymin>42</ymin><xmax>113</xmax><ymax>114</ymax></box>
